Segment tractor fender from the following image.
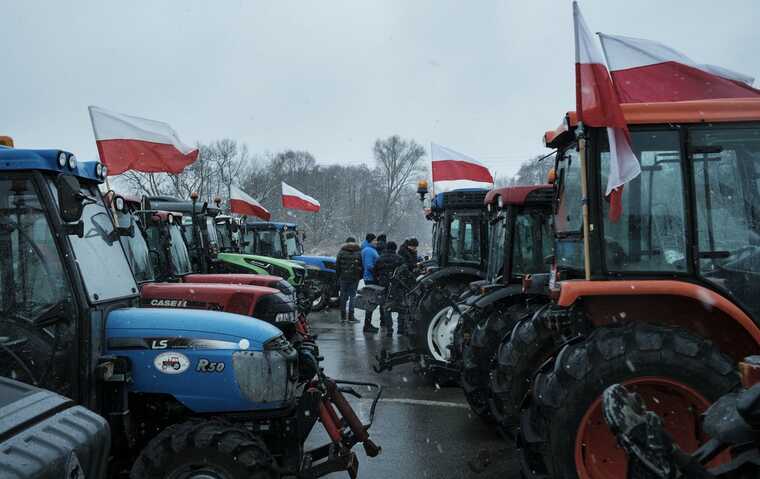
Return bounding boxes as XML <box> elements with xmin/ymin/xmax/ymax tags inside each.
<box><xmin>140</xmin><ymin>283</ymin><xmax>279</xmax><ymax>316</ymax></box>
<box><xmin>420</xmin><ymin>266</ymin><xmax>486</xmax><ymax>289</ymax></box>
<box><xmin>106</xmin><ymin>308</ymin><xmax>298</xmax><ymax>412</ymax></box>
<box><xmin>556</xmin><ymin>279</ymin><xmax>760</xmax><ymax>361</ymax></box>
<box><xmin>473</xmin><ymin>284</ymin><xmax>525</xmax><ymax>309</ymax></box>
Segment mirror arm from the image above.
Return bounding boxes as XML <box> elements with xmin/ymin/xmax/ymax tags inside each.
<box><xmin>116</xmin><ymin>224</ymin><xmax>135</xmax><ymax>238</ymax></box>
<box><xmin>61</xmin><ymin>221</ymin><xmax>84</xmax><ymax>238</ymax></box>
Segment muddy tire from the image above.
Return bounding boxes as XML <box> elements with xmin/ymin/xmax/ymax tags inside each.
<box><xmin>488</xmin><ymin>305</ymin><xmax>558</xmax><ymax>439</ymax></box>
<box><xmin>461</xmin><ymin>307</ymin><xmax>521</xmax><ymax>422</ymax></box>
<box><xmin>524</xmin><ymin>323</ymin><xmax>739</xmax><ymax>479</ymax></box>
<box><xmin>131</xmin><ymin>419</ymin><xmax>277</xmax><ymax>479</ymax></box>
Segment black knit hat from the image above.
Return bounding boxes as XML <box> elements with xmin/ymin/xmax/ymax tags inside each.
<box><xmin>365</xmin><ymin>233</ymin><xmax>376</xmax><ymax>242</ymax></box>
<box><xmin>377</xmin><ymin>234</ymin><xmax>387</xmax><ymax>243</ymax></box>
<box><xmin>407</xmin><ymin>237</ymin><xmax>419</xmax><ymax>247</ymax></box>
<box><xmin>386</xmin><ymin>241</ymin><xmax>397</xmax><ymax>252</ymax></box>
<box><xmin>346</xmin><ymin>237</ymin><xmax>356</xmax><ymax>243</ymax></box>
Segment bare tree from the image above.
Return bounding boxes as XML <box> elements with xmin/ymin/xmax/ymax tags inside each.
<box><xmin>373</xmin><ymin>135</ymin><xmax>426</xmax><ymax>233</ymax></box>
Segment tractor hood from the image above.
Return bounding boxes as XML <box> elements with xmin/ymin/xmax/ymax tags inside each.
<box><xmin>106</xmin><ymin>307</ymin><xmax>282</xmax><ymax>351</ymax></box>
<box><xmin>139</xmin><ymin>282</ymin><xmax>281</xmax><ymax>317</ymax></box>
<box><xmin>292</xmin><ymin>255</ymin><xmax>337</xmax><ymax>271</ymax></box>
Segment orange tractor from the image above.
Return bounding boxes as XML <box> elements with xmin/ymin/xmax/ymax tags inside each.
<box><xmin>517</xmin><ymin>98</ymin><xmax>760</xmax><ymax>479</ymax></box>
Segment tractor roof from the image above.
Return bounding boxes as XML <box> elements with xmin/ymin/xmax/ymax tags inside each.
<box><xmin>0</xmin><ymin>146</ymin><xmax>104</xmax><ymax>183</ymax></box>
<box><xmin>431</xmin><ymin>188</ymin><xmax>489</xmax><ymax>211</ymax></box>
<box><xmin>144</xmin><ymin>196</ymin><xmax>220</xmax><ymax>216</ymax></box>
<box><xmin>485</xmin><ymin>184</ymin><xmax>553</xmax><ymax>207</ymax></box>
<box><xmin>544</xmin><ymin>98</ymin><xmax>760</xmax><ymax>148</ymax></box>
<box><xmin>244</xmin><ymin>220</ymin><xmax>297</xmax><ymax>230</ymax></box>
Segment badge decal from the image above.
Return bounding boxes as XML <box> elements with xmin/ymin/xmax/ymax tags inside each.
<box><xmin>197</xmin><ymin>358</ymin><xmax>226</xmax><ymax>373</ymax></box>
<box><xmin>154</xmin><ymin>352</ymin><xmax>190</xmax><ymax>374</ymax></box>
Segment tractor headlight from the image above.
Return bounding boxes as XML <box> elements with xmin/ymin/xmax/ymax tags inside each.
<box><xmin>67</xmin><ymin>154</ymin><xmax>77</xmax><ymax>170</ymax></box>
<box><xmin>57</xmin><ymin>152</ymin><xmax>67</xmax><ymax>168</ymax></box>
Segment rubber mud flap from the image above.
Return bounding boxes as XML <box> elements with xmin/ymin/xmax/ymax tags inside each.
<box><xmin>0</xmin><ymin>377</ymin><xmax>110</xmax><ymax>479</ymax></box>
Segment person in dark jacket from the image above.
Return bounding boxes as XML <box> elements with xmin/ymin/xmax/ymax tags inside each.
<box><xmin>360</xmin><ymin>233</ymin><xmax>381</xmax><ymax>333</ymax></box>
<box><xmin>399</xmin><ymin>237</ymin><xmax>420</xmax><ymax>272</ymax></box>
<box><xmin>335</xmin><ymin>237</ymin><xmax>363</xmax><ymax>324</ymax></box>
<box><xmin>374</xmin><ymin>241</ymin><xmax>404</xmax><ymax>334</ymax></box>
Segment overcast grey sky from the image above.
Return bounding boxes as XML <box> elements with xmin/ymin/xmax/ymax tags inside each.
<box><xmin>3</xmin><ymin>0</ymin><xmax>759</xmax><ymax>178</ymax></box>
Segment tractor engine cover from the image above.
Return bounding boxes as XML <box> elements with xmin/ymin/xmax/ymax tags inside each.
<box><xmin>0</xmin><ymin>377</ymin><xmax>110</xmax><ymax>479</ymax></box>
<box><xmin>106</xmin><ymin>308</ymin><xmax>298</xmax><ymax>412</ymax></box>
<box><xmin>140</xmin><ymin>282</ymin><xmax>279</xmax><ymax>317</ymax></box>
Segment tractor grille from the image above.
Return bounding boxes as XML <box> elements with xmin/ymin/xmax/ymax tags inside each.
<box><xmin>441</xmin><ymin>190</ymin><xmax>488</xmax><ymax>209</ymax></box>
<box><xmin>525</xmin><ymin>187</ymin><xmax>554</xmax><ymax>205</ymax></box>
<box><xmin>293</xmin><ymin>268</ymin><xmax>306</xmax><ymax>285</ymax></box>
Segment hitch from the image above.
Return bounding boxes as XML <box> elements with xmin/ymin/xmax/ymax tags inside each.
<box><xmin>300</xmin><ymin>377</ymin><xmax>382</xmax><ymax>478</ymax></box>
<box><xmin>373</xmin><ymin>348</ymin><xmax>419</xmax><ymax>373</ymax></box>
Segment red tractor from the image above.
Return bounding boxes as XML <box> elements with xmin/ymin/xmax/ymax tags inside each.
<box><xmin>517</xmin><ymin>98</ymin><xmax>760</xmax><ymax>479</ymax></box>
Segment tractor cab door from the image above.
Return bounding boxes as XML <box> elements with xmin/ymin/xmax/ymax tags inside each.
<box><xmin>0</xmin><ymin>175</ymin><xmax>79</xmax><ymax>398</ymax></box>
<box><xmin>444</xmin><ymin>210</ymin><xmax>483</xmax><ymax>268</ymax></box>
<box><xmin>690</xmin><ymin>124</ymin><xmax>760</xmax><ymax>320</ymax></box>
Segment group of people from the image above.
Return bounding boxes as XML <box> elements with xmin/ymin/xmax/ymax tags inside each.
<box><xmin>334</xmin><ymin>233</ymin><xmax>420</xmax><ymax>334</ymax></box>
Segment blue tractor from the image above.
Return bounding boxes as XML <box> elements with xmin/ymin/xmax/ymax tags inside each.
<box><xmin>0</xmin><ymin>140</ymin><xmax>380</xmax><ymax>478</ymax></box>
<box><xmin>242</xmin><ymin>220</ymin><xmax>338</xmax><ymax>311</ymax></box>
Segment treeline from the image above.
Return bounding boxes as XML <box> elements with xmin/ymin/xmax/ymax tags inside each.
<box><xmin>118</xmin><ymin>135</ymin><xmax>430</xmax><ymax>254</ymax></box>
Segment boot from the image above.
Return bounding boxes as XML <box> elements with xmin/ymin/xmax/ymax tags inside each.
<box><xmin>340</xmin><ymin>308</ymin><xmax>347</xmax><ymax>324</ymax></box>
<box><xmin>363</xmin><ymin>318</ymin><xmax>379</xmax><ymax>333</ymax></box>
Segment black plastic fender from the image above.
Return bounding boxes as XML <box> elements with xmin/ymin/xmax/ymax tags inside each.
<box><xmin>420</xmin><ymin>266</ymin><xmax>486</xmax><ymax>288</ymax></box>
<box><xmin>473</xmin><ymin>284</ymin><xmax>524</xmax><ymax>310</ymax></box>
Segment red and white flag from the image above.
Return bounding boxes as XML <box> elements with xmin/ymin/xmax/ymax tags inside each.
<box><xmin>598</xmin><ymin>33</ymin><xmax>760</xmax><ymax>103</ymax></box>
<box><xmin>229</xmin><ymin>185</ymin><xmax>271</xmax><ymax>220</ymax></box>
<box><xmin>88</xmin><ymin>106</ymin><xmax>198</xmax><ymax>176</ymax></box>
<box><xmin>282</xmin><ymin>182</ymin><xmax>320</xmax><ymax>212</ymax></box>
<box><xmin>573</xmin><ymin>2</ymin><xmax>640</xmax><ymax>221</ymax></box>
<box><xmin>431</xmin><ymin>143</ymin><xmax>493</xmax><ymax>193</ymax></box>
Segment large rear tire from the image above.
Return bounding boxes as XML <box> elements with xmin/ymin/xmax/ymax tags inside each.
<box><xmin>524</xmin><ymin>323</ymin><xmax>738</xmax><ymax>479</ymax></box>
<box><xmin>461</xmin><ymin>306</ymin><xmax>522</xmax><ymax>422</ymax></box>
<box><xmin>131</xmin><ymin>419</ymin><xmax>277</xmax><ymax>479</ymax></box>
<box><xmin>488</xmin><ymin>305</ymin><xmax>558</xmax><ymax>438</ymax></box>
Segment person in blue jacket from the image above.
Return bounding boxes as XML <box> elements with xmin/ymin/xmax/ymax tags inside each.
<box><xmin>361</xmin><ymin>233</ymin><xmax>380</xmax><ymax>333</ymax></box>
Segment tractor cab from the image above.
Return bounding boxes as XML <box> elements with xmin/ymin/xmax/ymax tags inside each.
<box><xmin>517</xmin><ymin>99</ymin><xmax>760</xmax><ymax>479</ymax></box>
<box><xmin>215</xmin><ymin>214</ymin><xmax>241</xmax><ymax>252</ymax></box>
<box><xmin>427</xmin><ymin>189</ymin><xmax>490</xmax><ymax>273</ymax></box>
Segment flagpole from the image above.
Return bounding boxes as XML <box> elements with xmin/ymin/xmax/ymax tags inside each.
<box><xmin>576</xmin><ymin>123</ymin><xmax>592</xmax><ymax>281</ymax></box>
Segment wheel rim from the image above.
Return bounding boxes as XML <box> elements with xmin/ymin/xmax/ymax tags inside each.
<box><xmin>426</xmin><ymin>307</ymin><xmax>463</xmax><ymax>362</ymax></box>
<box><xmin>574</xmin><ymin>376</ymin><xmax>724</xmax><ymax>479</ymax></box>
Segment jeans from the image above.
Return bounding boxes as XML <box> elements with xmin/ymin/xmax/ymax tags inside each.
<box><xmin>339</xmin><ymin>279</ymin><xmax>359</xmax><ymax>318</ymax></box>
<box><xmin>365</xmin><ymin>280</ymin><xmax>391</xmax><ymax>328</ymax></box>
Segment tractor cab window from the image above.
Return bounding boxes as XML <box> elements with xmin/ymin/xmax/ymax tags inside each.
<box><xmin>205</xmin><ymin>216</ymin><xmax>219</xmax><ymax>251</ymax></box>
<box><xmin>61</xmin><ymin>182</ymin><xmax>137</xmax><ymax>302</ymax></box>
<box><xmin>431</xmin><ymin>221</ymin><xmax>441</xmax><ymax>263</ymax></box>
<box><xmin>284</xmin><ymin>230</ymin><xmax>302</xmax><ymax>257</ymax></box>
<box><xmin>216</xmin><ymin>220</ymin><xmax>232</xmax><ymax>251</ymax></box>
<box><xmin>691</xmin><ymin>125</ymin><xmax>760</xmax><ymax>319</ymax></box>
<box><xmin>0</xmin><ymin>177</ymin><xmax>76</xmax><ymax>395</ymax></box>
<box><xmin>250</xmin><ymin>229</ymin><xmax>285</xmax><ymax>258</ymax></box>
<box><xmin>447</xmin><ymin>211</ymin><xmax>481</xmax><ymax>265</ymax></box>
<box><xmin>168</xmin><ymin>224</ymin><xmax>192</xmax><ymax>275</ymax></box>
<box><xmin>600</xmin><ymin>129</ymin><xmax>687</xmax><ymax>273</ymax></box>
<box><xmin>116</xmin><ymin>212</ymin><xmax>155</xmax><ymax>283</ymax></box>
<box><xmin>486</xmin><ymin>211</ymin><xmax>506</xmax><ymax>282</ymax></box>
<box><xmin>554</xmin><ymin>145</ymin><xmax>585</xmax><ymax>271</ymax></box>
<box><xmin>512</xmin><ymin>209</ymin><xmax>553</xmax><ymax>277</ymax></box>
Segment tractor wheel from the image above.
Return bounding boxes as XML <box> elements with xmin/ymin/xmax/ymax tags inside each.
<box><xmin>489</xmin><ymin>305</ymin><xmax>558</xmax><ymax>438</ymax></box>
<box><xmin>131</xmin><ymin>419</ymin><xmax>277</xmax><ymax>479</ymax></box>
<box><xmin>414</xmin><ymin>283</ymin><xmax>466</xmax><ymax>356</ymax></box>
<box><xmin>461</xmin><ymin>307</ymin><xmax>521</xmax><ymax>422</ymax></box>
<box><xmin>526</xmin><ymin>323</ymin><xmax>738</xmax><ymax>479</ymax></box>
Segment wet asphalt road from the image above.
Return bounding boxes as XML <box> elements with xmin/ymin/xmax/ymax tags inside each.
<box><xmin>305</xmin><ymin>308</ymin><xmax>521</xmax><ymax>479</ymax></box>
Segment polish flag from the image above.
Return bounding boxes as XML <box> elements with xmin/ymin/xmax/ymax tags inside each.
<box><xmin>431</xmin><ymin>143</ymin><xmax>493</xmax><ymax>193</ymax></box>
<box><xmin>88</xmin><ymin>106</ymin><xmax>198</xmax><ymax>176</ymax></box>
<box><xmin>598</xmin><ymin>33</ymin><xmax>760</xmax><ymax>103</ymax></box>
<box><xmin>573</xmin><ymin>2</ymin><xmax>640</xmax><ymax>221</ymax></box>
<box><xmin>282</xmin><ymin>182</ymin><xmax>320</xmax><ymax>212</ymax></box>
<box><xmin>230</xmin><ymin>185</ymin><xmax>271</xmax><ymax>220</ymax></box>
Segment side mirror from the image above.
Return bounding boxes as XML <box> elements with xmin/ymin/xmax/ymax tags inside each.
<box><xmin>56</xmin><ymin>174</ymin><xmax>84</xmax><ymax>223</ymax></box>
<box><xmin>117</xmin><ymin>217</ymin><xmax>135</xmax><ymax>238</ymax></box>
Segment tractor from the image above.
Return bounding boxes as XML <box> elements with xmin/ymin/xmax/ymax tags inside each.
<box><xmin>370</xmin><ymin>187</ymin><xmax>490</xmax><ymax>381</ymax></box>
<box><xmin>516</xmin><ymin>98</ymin><xmax>760</xmax><ymax>479</ymax></box>
<box><xmin>242</xmin><ymin>219</ymin><xmax>338</xmax><ymax>312</ymax></box>
<box><xmin>0</xmin><ymin>142</ymin><xmax>381</xmax><ymax>478</ymax></box>
<box><xmin>451</xmin><ymin>185</ymin><xmax>554</xmax><ymax>426</ymax></box>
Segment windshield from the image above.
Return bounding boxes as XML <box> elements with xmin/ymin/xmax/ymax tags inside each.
<box><xmin>0</xmin><ymin>177</ymin><xmax>73</xmax><ymax>318</ymax></box>
<box><xmin>284</xmin><ymin>230</ymin><xmax>302</xmax><ymax>256</ymax></box>
<box><xmin>512</xmin><ymin>208</ymin><xmax>553</xmax><ymax>277</ymax></box>
<box><xmin>216</xmin><ymin>220</ymin><xmax>232</xmax><ymax>250</ymax></box>
<box><xmin>169</xmin><ymin>224</ymin><xmax>192</xmax><ymax>275</ymax></box>
<box><xmin>246</xmin><ymin>228</ymin><xmax>285</xmax><ymax>258</ymax></box>
<box><xmin>205</xmin><ymin>216</ymin><xmax>219</xmax><ymax>248</ymax></box>
<box><xmin>691</xmin><ymin>124</ymin><xmax>760</xmax><ymax>318</ymax></box>
<box><xmin>600</xmin><ymin>129</ymin><xmax>687</xmax><ymax>272</ymax></box>
<box><xmin>446</xmin><ymin>211</ymin><xmax>482</xmax><ymax>265</ymax></box>
<box><xmin>117</xmin><ymin>212</ymin><xmax>155</xmax><ymax>283</ymax></box>
<box><xmin>486</xmin><ymin>212</ymin><xmax>506</xmax><ymax>281</ymax></box>
<box><xmin>554</xmin><ymin>145</ymin><xmax>585</xmax><ymax>270</ymax></box>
